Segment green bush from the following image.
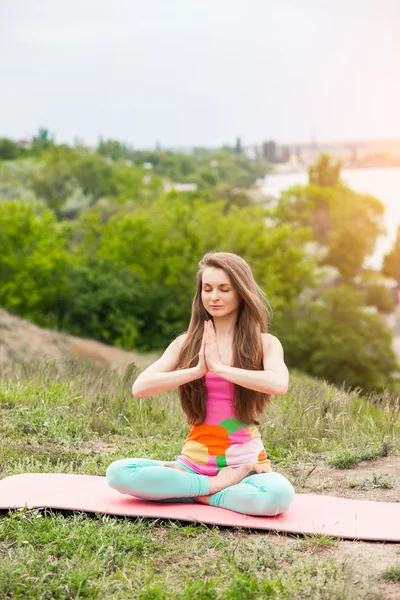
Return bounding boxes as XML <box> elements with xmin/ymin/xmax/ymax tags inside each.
<box><xmin>273</xmin><ymin>285</ymin><xmax>399</xmax><ymax>393</ymax></box>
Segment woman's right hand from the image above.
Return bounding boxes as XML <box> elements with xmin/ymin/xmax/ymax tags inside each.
<box><xmin>196</xmin><ymin>322</ymin><xmax>208</xmax><ymax>377</ymax></box>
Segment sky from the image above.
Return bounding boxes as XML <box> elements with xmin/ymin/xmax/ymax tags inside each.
<box><xmin>1</xmin><ymin>0</ymin><xmax>400</xmax><ymax>148</ymax></box>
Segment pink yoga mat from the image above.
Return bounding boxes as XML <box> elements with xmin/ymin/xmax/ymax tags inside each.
<box><xmin>1</xmin><ymin>473</ymin><xmax>399</xmax><ymax>541</ymax></box>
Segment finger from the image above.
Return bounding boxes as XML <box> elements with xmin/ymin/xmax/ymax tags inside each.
<box><xmin>255</xmin><ymin>465</ymin><xmax>268</xmax><ymax>474</ymax></box>
<box><xmin>201</xmin><ymin>327</ymin><xmax>207</xmax><ymax>349</ymax></box>
<box><xmin>163</xmin><ymin>463</ymin><xmax>186</xmax><ymax>472</ymax></box>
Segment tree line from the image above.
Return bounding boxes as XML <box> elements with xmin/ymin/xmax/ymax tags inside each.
<box><xmin>0</xmin><ymin>136</ymin><xmax>399</xmax><ymax>394</ymax></box>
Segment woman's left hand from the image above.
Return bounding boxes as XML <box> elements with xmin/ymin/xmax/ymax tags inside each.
<box><xmin>204</xmin><ymin>320</ymin><xmax>222</xmax><ymax>373</ymax></box>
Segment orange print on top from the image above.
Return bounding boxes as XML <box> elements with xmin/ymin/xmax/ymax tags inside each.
<box><xmin>186</xmin><ymin>424</ymin><xmax>230</xmax><ymax>455</ymax></box>
<box><xmin>258</xmin><ymin>449</ymin><xmax>268</xmax><ymax>462</ymax></box>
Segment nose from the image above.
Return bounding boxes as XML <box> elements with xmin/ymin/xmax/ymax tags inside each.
<box><xmin>210</xmin><ymin>290</ymin><xmax>220</xmax><ymax>301</ymax></box>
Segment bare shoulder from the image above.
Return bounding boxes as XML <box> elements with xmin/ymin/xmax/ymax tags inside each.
<box><xmin>176</xmin><ymin>332</ymin><xmax>188</xmax><ymax>350</ymax></box>
<box><xmin>262</xmin><ymin>333</ymin><xmax>284</xmax><ymax>351</ymax></box>
<box><xmin>261</xmin><ymin>333</ymin><xmax>286</xmax><ymax>366</ymax></box>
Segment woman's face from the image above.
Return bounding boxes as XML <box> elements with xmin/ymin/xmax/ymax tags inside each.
<box><xmin>201</xmin><ymin>267</ymin><xmax>240</xmax><ymax>317</ymax></box>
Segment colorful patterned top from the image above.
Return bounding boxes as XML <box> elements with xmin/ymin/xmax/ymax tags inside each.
<box><xmin>177</xmin><ymin>370</ymin><xmax>272</xmax><ymax>476</ymax></box>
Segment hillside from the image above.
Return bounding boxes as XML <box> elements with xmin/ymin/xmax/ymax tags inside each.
<box><xmin>1</xmin><ymin>306</ymin><xmax>400</xmax><ymax>375</ymax></box>
<box><xmin>0</xmin><ymin>309</ymin><xmax>160</xmax><ymax>373</ymax></box>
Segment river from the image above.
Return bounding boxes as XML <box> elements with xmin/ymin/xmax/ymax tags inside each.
<box><xmin>261</xmin><ymin>167</ymin><xmax>400</xmax><ymax>270</ymax></box>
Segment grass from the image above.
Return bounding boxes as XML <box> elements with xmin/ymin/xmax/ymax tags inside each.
<box><xmin>0</xmin><ymin>511</ymin><xmax>384</xmax><ymax>599</ymax></box>
<box><xmin>1</xmin><ymin>357</ymin><xmax>399</xmax><ymax>599</ymax></box>
<box><xmin>381</xmin><ymin>564</ymin><xmax>400</xmax><ymax>582</ymax></box>
<box><xmin>371</xmin><ymin>473</ymin><xmax>394</xmax><ymax>488</ymax></box>
<box><xmin>347</xmin><ymin>473</ymin><xmax>394</xmax><ymax>490</ymax></box>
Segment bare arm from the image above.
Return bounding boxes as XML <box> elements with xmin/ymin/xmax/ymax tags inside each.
<box><xmin>131</xmin><ymin>334</ymin><xmax>203</xmax><ymax>397</ymax></box>
<box><xmin>213</xmin><ymin>334</ymin><xmax>289</xmax><ymax>395</ymax></box>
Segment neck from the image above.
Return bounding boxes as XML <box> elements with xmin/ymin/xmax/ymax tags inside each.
<box><xmin>213</xmin><ymin>313</ymin><xmax>237</xmax><ymax>339</ymax></box>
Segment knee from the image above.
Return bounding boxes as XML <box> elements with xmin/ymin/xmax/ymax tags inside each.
<box><xmin>106</xmin><ymin>458</ymin><xmax>142</xmax><ymax>489</ymax></box>
<box><xmin>260</xmin><ymin>473</ymin><xmax>295</xmax><ymax>515</ymax></box>
<box><xmin>106</xmin><ymin>459</ymin><xmax>126</xmax><ymax>489</ymax></box>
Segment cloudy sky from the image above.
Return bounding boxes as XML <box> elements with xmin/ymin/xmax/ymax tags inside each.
<box><xmin>1</xmin><ymin>0</ymin><xmax>400</xmax><ymax>148</ymax></box>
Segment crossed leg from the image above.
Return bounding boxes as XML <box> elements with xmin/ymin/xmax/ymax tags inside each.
<box><xmin>166</xmin><ymin>462</ymin><xmax>295</xmax><ymax>516</ymax></box>
<box><xmin>106</xmin><ymin>458</ymin><xmax>295</xmax><ymax>516</ymax></box>
<box><xmin>206</xmin><ymin>472</ymin><xmax>295</xmax><ymax>516</ymax></box>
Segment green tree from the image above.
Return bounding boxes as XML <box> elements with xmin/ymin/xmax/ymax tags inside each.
<box><xmin>361</xmin><ymin>282</ymin><xmax>395</xmax><ymax>313</ymax></box>
<box><xmin>382</xmin><ymin>225</ymin><xmax>400</xmax><ymax>283</ymax></box>
<box><xmin>198</xmin><ymin>184</ymin><xmax>253</xmax><ymax>211</ymax></box>
<box><xmin>30</xmin><ymin>146</ymin><xmax>80</xmax><ymax>212</ymax></box>
<box><xmin>0</xmin><ymin>138</ymin><xmax>22</xmax><ymax>160</ymax></box>
<box><xmin>113</xmin><ymin>164</ymin><xmax>162</xmax><ymax>204</ymax></box>
<box><xmin>323</xmin><ymin>188</ymin><xmax>385</xmax><ymax>278</ymax></box>
<box><xmin>71</xmin><ymin>154</ymin><xmax>118</xmax><ymax>199</ymax></box>
<box><xmin>0</xmin><ymin>201</ymin><xmax>68</xmax><ymax>321</ymax></box>
<box><xmin>309</xmin><ymin>153</ymin><xmax>342</xmax><ymax>187</ymax></box>
<box><xmin>274</xmin><ymin>182</ymin><xmax>385</xmax><ymax>279</ymax></box>
<box><xmin>274</xmin><ymin>285</ymin><xmax>399</xmax><ymax>393</ymax></box>
<box><xmin>29</xmin><ymin>148</ymin><xmax>120</xmax><ymax>213</ymax></box>
<box><xmin>91</xmin><ymin>194</ymin><xmax>316</xmax><ymax>347</ymax></box>
<box><xmin>31</xmin><ymin>127</ymin><xmax>55</xmax><ymax>154</ymax></box>
<box><xmin>49</xmin><ymin>259</ymin><xmax>143</xmax><ymax>348</ymax></box>
<box><xmin>97</xmin><ymin>138</ymin><xmax>134</xmax><ymax>161</ymax></box>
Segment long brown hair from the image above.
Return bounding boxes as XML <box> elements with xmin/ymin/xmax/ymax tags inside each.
<box><xmin>177</xmin><ymin>252</ymin><xmax>273</xmax><ymax>425</ymax></box>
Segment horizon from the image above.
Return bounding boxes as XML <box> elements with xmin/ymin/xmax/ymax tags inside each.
<box><xmin>11</xmin><ymin>131</ymin><xmax>400</xmax><ymax>152</ymax></box>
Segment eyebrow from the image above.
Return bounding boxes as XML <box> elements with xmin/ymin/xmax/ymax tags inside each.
<box><xmin>202</xmin><ymin>282</ymin><xmax>231</xmax><ymax>287</ymax></box>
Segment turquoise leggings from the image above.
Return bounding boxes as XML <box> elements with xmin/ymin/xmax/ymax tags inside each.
<box><xmin>106</xmin><ymin>458</ymin><xmax>295</xmax><ymax>516</ymax></box>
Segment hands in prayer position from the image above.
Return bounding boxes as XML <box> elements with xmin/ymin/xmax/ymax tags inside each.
<box><xmin>197</xmin><ymin>320</ymin><xmax>222</xmax><ymax>376</ymax></box>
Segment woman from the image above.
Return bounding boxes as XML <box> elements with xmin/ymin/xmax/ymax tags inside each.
<box><xmin>106</xmin><ymin>252</ymin><xmax>295</xmax><ymax>516</ymax></box>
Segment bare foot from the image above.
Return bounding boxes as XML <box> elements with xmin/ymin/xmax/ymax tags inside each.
<box><xmin>193</xmin><ymin>495</ymin><xmax>210</xmax><ymax>505</ymax></box>
<box><xmin>213</xmin><ymin>461</ymin><xmax>268</xmax><ymax>492</ymax></box>
<box><xmin>163</xmin><ymin>462</ymin><xmax>187</xmax><ymax>472</ymax></box>
<box><xmin>164</xmin><ymin>461</ymin><xmax>269</xmax><ymax>503</ymax></box>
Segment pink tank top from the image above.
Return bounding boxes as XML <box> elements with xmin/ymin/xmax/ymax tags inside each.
<box><xmin>177</xmin><ymin>370</ymin><xmax>272</xmax><ymax>476</ymax></box>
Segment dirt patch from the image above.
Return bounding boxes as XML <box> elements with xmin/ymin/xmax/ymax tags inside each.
<box><xmin>282</xmin><ymin>455</ymin><xmax>400</xmax><ymax>502</ymax></box>
<box><xmin>77</xmin><ymin>439</ymin><xmax>120</xmax><ymax>455</ymax></box>
<box><xmin>271</xmin><ymin>456</ymin><xmax>400</xmax><ymax>600</ymax></box>
<box><xmin>263</xmin><ymin>530</ymin><xmax>400</xmax><ymax>599</ymax></box>
<box><xmin>0</xmin><ymin>309</ymin><xmax>160</xmax><ymax>372</ymax></box>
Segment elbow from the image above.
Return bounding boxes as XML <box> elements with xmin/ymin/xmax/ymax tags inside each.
<box><xmin>132</xmin><ymin>373</ymin><xmax>155</xmax><ymax>398</ymax></box>
<box><xmin>131</xmin><ymin>373</ymin><xmax>150</xmax><ymax>397</ymax></box>
<box><xmin>274</xmin><ymin>385</ymin><xmax>288</xmax><ymax>396</ymax></box>
<box><xmin>271</xmin><ymin>379</ymin><xmax>289</xmax><ymax>396</ymax></box>
<box><xmin>131</xmin><ymin>382</ymin><xmax>145</xmax><ymax>397</ymax></box>
<box><xmin>276</xmin><ymin>371</ymin><xmax>289</xmax><ymax>396</ymax></box>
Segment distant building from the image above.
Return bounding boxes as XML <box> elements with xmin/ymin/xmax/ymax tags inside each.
<box><xmin>262</xmin><ymin>140</ymin><xmax>277</xmax><ymax>163</ymax></box>
<box><xmin>16</xmin><ymin>139</ymin><xmax>32</xmax><ymax>149</ymax></box>
<box><xmin>244</xmin><ymin>146</ymin><xmax>258</xmax><ymax>160</ymax></box>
